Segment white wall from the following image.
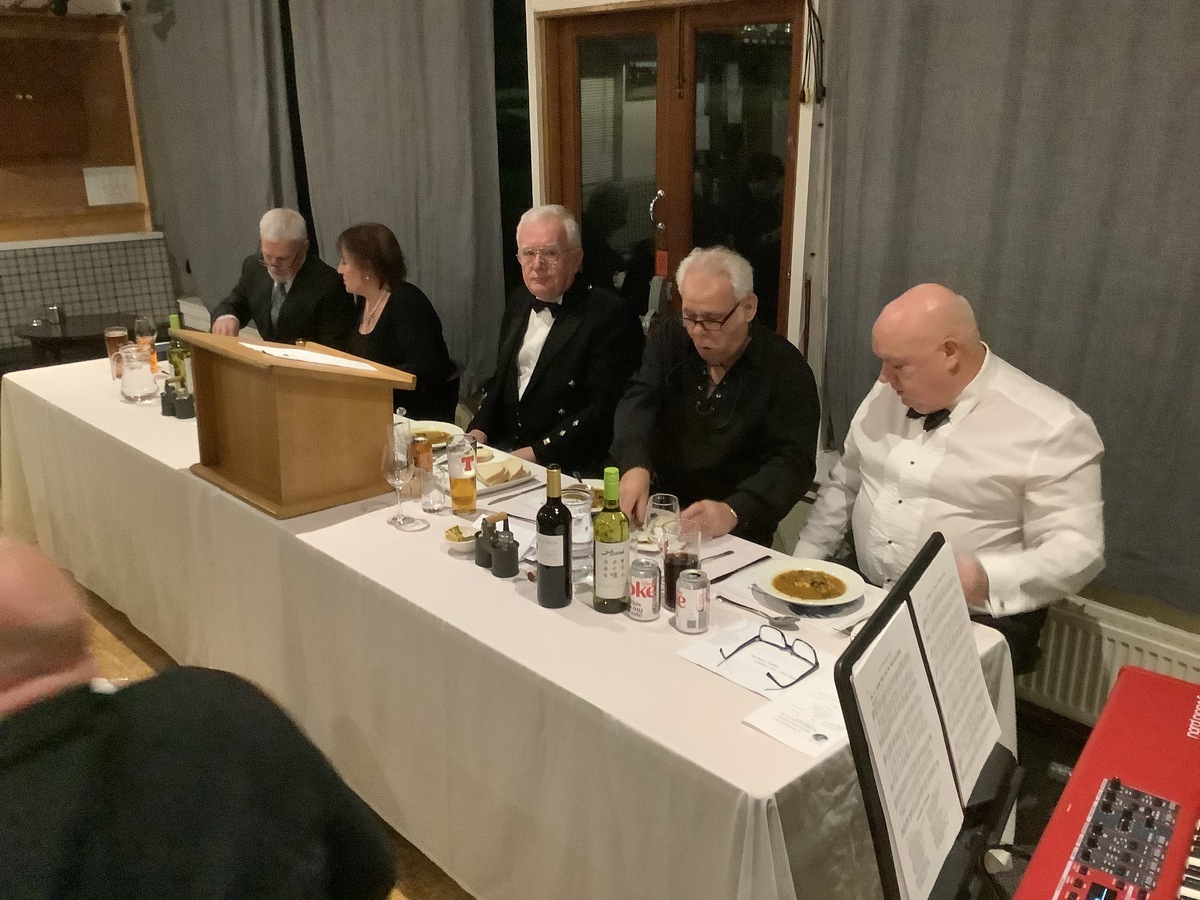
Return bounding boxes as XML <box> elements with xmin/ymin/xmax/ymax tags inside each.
<box><xmin>525</xmin><ymin>0</ymin><xmax>828</xmax><ymax>384</ymax></box>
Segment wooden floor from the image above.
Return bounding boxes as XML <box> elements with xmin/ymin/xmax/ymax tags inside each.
<box><xmin>82</xmin><ymin>583</ymin><xmax>474</xmax><ymax>900</ymax></box>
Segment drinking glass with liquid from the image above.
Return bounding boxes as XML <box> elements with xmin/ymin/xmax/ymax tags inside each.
<box><xmin>560</xmin><ymin>486</ymin><xmax>594</xmax><ymax>584</ymax></box>
<box><xmin>447</xmin><ymin>434</ymin><xmax>477</xmax><ymax>514</ymax></box>
<box><xmin>133</xmin><ymin>316</ymin><xmax>159</xmax><ymax>375</ymax></box>
<box><xmin>661</xmin><ymin>519</ymin><xmax>701</xmax><ymax>611</ymax></box>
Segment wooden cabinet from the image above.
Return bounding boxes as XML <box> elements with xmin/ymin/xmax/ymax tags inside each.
<box><xmin>0</xmin><ymin>13</ymin><xmax>150</xmax><ymax>241</ymax></box>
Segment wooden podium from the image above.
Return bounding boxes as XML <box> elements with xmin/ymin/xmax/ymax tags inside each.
<box><xmin>176</xmin><ymin>330</ymin><xmax>416</xmax><ymax>519</ymax></box>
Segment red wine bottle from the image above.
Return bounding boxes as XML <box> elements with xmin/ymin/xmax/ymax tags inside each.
<box><xmin>536</xmin><ymin>465</ymin><xmax>572</xmax><ymax>608</ymax></box>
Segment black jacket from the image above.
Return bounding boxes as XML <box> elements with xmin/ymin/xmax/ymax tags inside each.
<box><xmin>211</xmin><ymin>253</ymin><xmax>356</xmax><ymax>347</ymax></box>
<box><xmin>0</xmin><ymin>667</ymin><xmax>395</xmax><ymax>900</ymax></box>
<box><xmin>469</xmin><ymin>278</ymin><xmax>644</xmax><ymax>476</ymax></box>
<box><xmin>611</xmin><ymin>318</ymin><xmax>820</xmax><ymax>546</ymax></box>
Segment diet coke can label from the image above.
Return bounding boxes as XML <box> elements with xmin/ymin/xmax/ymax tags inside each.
<box><xmin>674</xmin><ymin>569</ymin><xmax>710</xmax><ymax>634</ymax></box>
<box><xmin>627</xmin><ymin>557</ymin><xmax>660</xmax><ymax>621</ymax></box>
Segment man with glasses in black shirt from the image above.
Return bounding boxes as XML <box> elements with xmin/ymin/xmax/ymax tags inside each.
<box><xmin>612</xmin><ymin>246</ymin><xmax>820</xmax><ymax>547</ymax></box>
<box><xmin>211</xmin><ymin>208</ymin><xmax>354</xmax><ymax>347</ymax></box>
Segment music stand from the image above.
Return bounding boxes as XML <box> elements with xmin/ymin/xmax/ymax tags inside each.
<box><xmin>834</xmin><ymin>533</ymin><xmax>1021</xmax><ymax>900</ymax></box>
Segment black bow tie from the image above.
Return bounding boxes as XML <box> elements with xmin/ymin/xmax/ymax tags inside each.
<box><xmin>530</xmin><ymin>299</ymin><xmax>561</xmax><ymax>317</ymax></box>
<box><xmin>906</xmin><ymin>407</ymin><xmax>951</xmax><ymax>431</ymax></box>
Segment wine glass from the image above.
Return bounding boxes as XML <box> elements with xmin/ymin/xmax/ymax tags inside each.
<box><xmin>381</xmin><ymin>422</ymin><xmax>428</xmax><ymax>532</ymax></box>
<box><xmin>645</xmin><ymin>493</ymin><xmax>681</xmax><ymax>542</ymax></box>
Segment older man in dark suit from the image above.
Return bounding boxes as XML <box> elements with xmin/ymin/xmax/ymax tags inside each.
<box><xmin>467</xmin><ymin>204</ymin><xmax>644</xmax><ymax>476</ymax></box>
<box><xmin>211</xmin><ymin>208</ymin><xmax>355</xmax><ymax>347</ymax></box>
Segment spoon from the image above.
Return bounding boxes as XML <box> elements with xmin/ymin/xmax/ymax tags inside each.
<box><xmin>717</xmin><ymin>595</ymin><xmax>803</xmax><ymax>630</ymax></box>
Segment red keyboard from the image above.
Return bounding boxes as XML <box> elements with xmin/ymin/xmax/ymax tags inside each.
<box><xmin>1017</xmin><ymin>666</ymin><xmax>1200</xmax><ymax>900</ymax></box>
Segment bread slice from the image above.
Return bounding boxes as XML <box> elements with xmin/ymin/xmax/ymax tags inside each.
<box><xmin>477</xmin><ymin>459</ymin><xmax>509</xmax><ymax>486</ymax></box>
<box><xmin>502</xmin><ymin>457</ymin><xmax>527</xmax><ymax>481</ymax></box>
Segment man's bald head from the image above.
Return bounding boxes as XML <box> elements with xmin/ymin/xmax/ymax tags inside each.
<box><xmin>0</xmin><ymin>541</ymin><xmax>95</xmax><ymax>717</ymax></box>
<box><xmin>871</xmin><ymin>284</ymin><xmax>987</xmax><ymax>413</ymax></box>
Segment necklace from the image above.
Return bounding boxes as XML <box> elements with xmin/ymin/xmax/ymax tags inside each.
<box><xmin>360</xmin><ymin>289</ymin><xmax>390</xmax><ymax>334</ymax></box>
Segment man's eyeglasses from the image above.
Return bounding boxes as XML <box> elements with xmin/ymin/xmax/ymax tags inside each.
<box><xmin>517</xmin><ymin>246</ymin><xmax>565</xmax><ymax>266</ymax></box>
<box><xmin>718</xmin><ymin>624</ymin><xmax>820</xmax><ymax>690</ymax></box>
<box><xmin>257</xmin><ymin>248</ymin><xmax>302</xmax><ymax>269</ymax></box>
<box><xmin>680</xmin><ymin>302</ymin><xmax>741</xmax><ymax>332</ymax></box>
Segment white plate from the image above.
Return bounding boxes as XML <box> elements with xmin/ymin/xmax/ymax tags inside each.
<box><xmin>753</xmin><ymin>558</ymin><xmax>866</xmax><ymax>609</ymax></box>
<box><xmin>402</xmin><ymin>419</ymin><xmax>464</xmax><ymax>449</ymax></box>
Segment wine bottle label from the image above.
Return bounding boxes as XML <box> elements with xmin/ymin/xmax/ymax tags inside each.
<box><xmin>537</xmin><ymin>534</ymin><xmax>564</xmax><ymax>567</ymax></box>
<box><xmin>594</xmin><ymin>540</ymin><xmax>629</xmax><ymax>598</ymax></box>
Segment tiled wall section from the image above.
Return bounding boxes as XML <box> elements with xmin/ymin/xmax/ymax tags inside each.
<box><xmin>0</xmin><ymin>236</ymin><xmax>177</xmax><ymax>349</ymax></box>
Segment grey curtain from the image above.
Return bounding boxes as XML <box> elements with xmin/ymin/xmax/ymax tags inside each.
<box><xmin>126</xmin><ymin>0</ymin><xmax>297</xmax><ymax>307</ymax></box>
<box><xmin>824</xmin><ymin>1</ymin><xmax>1200</xmax><ymax>610</ymax></box>
<box><xmin>287</xmin><ymin>2</ymin><xmax>505</xmax><ymax>392</ymax></box>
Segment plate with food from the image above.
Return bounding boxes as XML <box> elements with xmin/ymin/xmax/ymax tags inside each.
<box><xmin>753</xmin><ymin>558</ymin><xmax>865</xmax><ymax>610</ymax></box>
<box><xmin>401</xmin><ymin>419</ymin><xmax>464</xmax><ymax>449</ymax></box>
<box><xmin>443</xmin><ymin>524</ymin><xmax>478</xmax><ymax>555</ymax></box>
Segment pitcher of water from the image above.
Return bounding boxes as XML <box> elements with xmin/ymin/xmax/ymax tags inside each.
<box><xmin>112</xmin><ymin>342</ymin><xmax>158</xmax><ymax>404</ymax></box>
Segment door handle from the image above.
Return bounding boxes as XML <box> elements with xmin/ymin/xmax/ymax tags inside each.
<box><xmin>648</xmin><ymin>188</ymin><xmax>665</xmax><ymax>233</ymax></box>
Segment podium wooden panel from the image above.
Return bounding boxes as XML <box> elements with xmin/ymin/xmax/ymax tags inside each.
<box><xmin>175</xmin><ymin>331</ymin><xmax>415</xmax><ymax>519</ymax></box>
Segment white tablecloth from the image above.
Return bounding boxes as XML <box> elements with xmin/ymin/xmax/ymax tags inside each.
<box><xmin>1</xmin><ymin>359</ymin><xmax>1016</xmax><ymax>900</ymax></box>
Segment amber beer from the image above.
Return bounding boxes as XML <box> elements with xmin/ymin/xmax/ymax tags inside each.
<box><xmin>447</xmin><ymin>435</ymin><xmax>477</xmax><ymax>514</ymax></box>
<box><xmin>105</xmin><ymin>326</ymin><xmax>129</xmax><ymax>379</ymax></box>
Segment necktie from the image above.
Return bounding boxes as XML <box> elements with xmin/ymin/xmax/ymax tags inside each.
<box><xmin>530</xmin><ymin>299</ymin><xmax>560</xmax><ymax>317</ymax></box>
<box><xmin>270</xmin><ymin>281</ymin><xmax>287</xmax><ymax>330</ymax></box>
<box><xmin>906</xmin><ymin>407</ymin><xmax>951</xmax><ymax>431</ymax></box>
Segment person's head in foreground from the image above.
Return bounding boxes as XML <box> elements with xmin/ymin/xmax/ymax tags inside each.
<box><xmin>0</xmin><ymin>539</ymin><xmax>95</xmax><ymax>718</ymax></box>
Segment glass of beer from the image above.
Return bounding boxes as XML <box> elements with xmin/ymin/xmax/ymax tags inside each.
<box><xmin>661</xmin><ymin>520</ymin><xmax>701</xmax><ymax>611</ymax></box>
<box><xmin>105</xmin><ymin>326</ymin><xmax>129</xmax><ymax>379</ymax></box>
<box><xmin>447</xmin><ymin>435</ymin><xmax>477</xmax><ymax>514</ymax></box>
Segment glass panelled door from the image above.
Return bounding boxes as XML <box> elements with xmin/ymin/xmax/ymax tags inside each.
<box><xmin>576</xmin><ymin>35</ymin><xmax>660</xmax><ymax>316</ymax></box>
<box><xmin>692</xmin><ymin>22</ymin><xmax>794</xmax><ymax>329</ymax></box>
<box><xmin>544</xmin><ymin>2</ymin><xmax>803</xmax><ymax>333</ymax></box>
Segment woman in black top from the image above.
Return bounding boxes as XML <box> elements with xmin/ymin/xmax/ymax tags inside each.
<box><xmin>336</xmin><ymin>223</ymin><xmax>457</xmax><ymax>421</ymax></box>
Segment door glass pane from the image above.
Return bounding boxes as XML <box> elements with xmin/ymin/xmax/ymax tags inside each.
<box><xmin>577</xmin><ymin>36</ymin><xmax>658</xmax><ymax>316</ymax></box>
<box><xmin>693</xmin><ymin>23</ymin><xmax>792</xmax><ymax>328</ymax></box>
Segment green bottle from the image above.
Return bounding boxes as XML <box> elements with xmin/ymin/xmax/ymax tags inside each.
<box><xmin>167</xmin><ymin>313</ymin><xmax>192</xmax><ymax>390</ymax></box>
<box><xmin>592</xmin><ymin>466</ymin><xmax>630</xmax><ymax>614</ymax></box>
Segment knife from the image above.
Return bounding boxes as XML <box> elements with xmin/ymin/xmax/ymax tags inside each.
<box><xmin>709</xmin><ymin>554</ymin><xmax>771</xmax><ymax>585</ymax></box>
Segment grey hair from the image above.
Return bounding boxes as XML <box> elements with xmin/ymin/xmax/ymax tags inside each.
<box><xmin>675</xmin><ymin>246</ymin><xmax>754</xmax><ymax>300</ymax></box>
<box><xmin>517</xmin><ymin>204</ymin><xmax>581</xmax><ymax>249</ymax></box>
<box><xmin>259</xmin><ymin>208</ymin><xmax>308</xmax><ymax>243</ymax></box>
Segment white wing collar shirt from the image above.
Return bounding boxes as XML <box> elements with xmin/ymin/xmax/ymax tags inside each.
<box><xmin>794</xmin><ymin>348</ymin><xmax>1105</xmax><ymax>616</ymax></box>
<box><xmin>516</xmin><ymin>300</ymin><xmax>559</xmax><ymax>399</ymax></box>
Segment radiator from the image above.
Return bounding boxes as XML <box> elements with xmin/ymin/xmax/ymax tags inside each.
<box><xmin>1017</xmin><ymin>597</ymin><xmax>1200</xmax><ymax>725</ymax></box>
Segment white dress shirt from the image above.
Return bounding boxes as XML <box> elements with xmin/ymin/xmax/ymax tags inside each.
<box><xmin>516</xmin><ymin>299</ymin><xmax>559</xmax><ymax>399</ymax></box>
<box><xmin>794</xmin><ymin>349</ymin><xmax>1105</xmax><ymax>616</ymax></box>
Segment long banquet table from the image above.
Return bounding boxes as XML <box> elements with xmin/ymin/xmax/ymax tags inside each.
<box><xmin>1</xmin><ymin>359</ymin><xmax>1016</xmax><ymax>900</ymax></box>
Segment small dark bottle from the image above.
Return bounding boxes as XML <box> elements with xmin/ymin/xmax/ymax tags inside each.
<box><xmin>535</xmin><ymin>465</ymin><xmax>572</xmax><ymax>608</ymax></box>
<box><xmin>490</xmin><ymin>529</ymin><xmax>519</xmax><ymax>578</ymax></box>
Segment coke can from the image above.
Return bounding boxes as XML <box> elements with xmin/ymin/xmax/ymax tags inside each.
<box><xmin>627</xmin><ymin>556</ymin><xmax>660</xmax><ymax>621</ymax></box>
<box><xmin>674</xmin><ymin>569</ymin><xmax>710</xmax><ymax>634</ymax></box>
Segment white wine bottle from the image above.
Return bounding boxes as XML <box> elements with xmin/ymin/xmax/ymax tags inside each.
<box><xmin>592</xmin><ymin>466</ymin><xmax>630</xmax><ymax>614</ymax></box>
<box><xmin>536</xmin><ymin>465</ymin><xmax>572</xmax><ymax>608</ymax></box>
<box><xmin>166</xmin><ymin>313</ymin><xmax>192</xmax><ymax>390</ymax></box>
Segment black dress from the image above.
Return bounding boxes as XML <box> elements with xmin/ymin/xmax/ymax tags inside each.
<box><xmin>343</xmin><ymin>281</ymin><xmax>457</xmax><ymax>421</ymax></box>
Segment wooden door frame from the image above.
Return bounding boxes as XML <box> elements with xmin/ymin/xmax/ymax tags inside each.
<box><xmin>539</xmin><ymin>0</ymin><xmax>805</xmax><ymax>334</ymax></box>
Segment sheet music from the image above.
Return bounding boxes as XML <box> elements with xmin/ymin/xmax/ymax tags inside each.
<box><xmin>907</xmin><ymin>542</ymin><xmax>1002</xmax><ymax>804</ymax></box>
<box><xmin>854</xmin><ymin>611</ymin><xmax>963</xmax><ymax>900</ymax></box>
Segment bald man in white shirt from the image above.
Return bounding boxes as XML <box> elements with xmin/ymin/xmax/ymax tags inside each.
<box><xmin>794</xmin><ymin>284</ymin><xmax>1104</xmax><ymax>674</ymax></box>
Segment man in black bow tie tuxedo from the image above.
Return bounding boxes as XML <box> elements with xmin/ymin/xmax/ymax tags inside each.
<box><xmin>467</xmin><ymin>205</ymin><xmax>644</xmax><ymax>475</ymax></box>
<box><xmin>794</xmin><ymin>284</ymin><xmax>1105</xmax><ymax>674</ymax></box>
<box><xmin>210</xmin><ymin>208</ymin><xmax>354</xmax><ymax>347</ymax></box>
